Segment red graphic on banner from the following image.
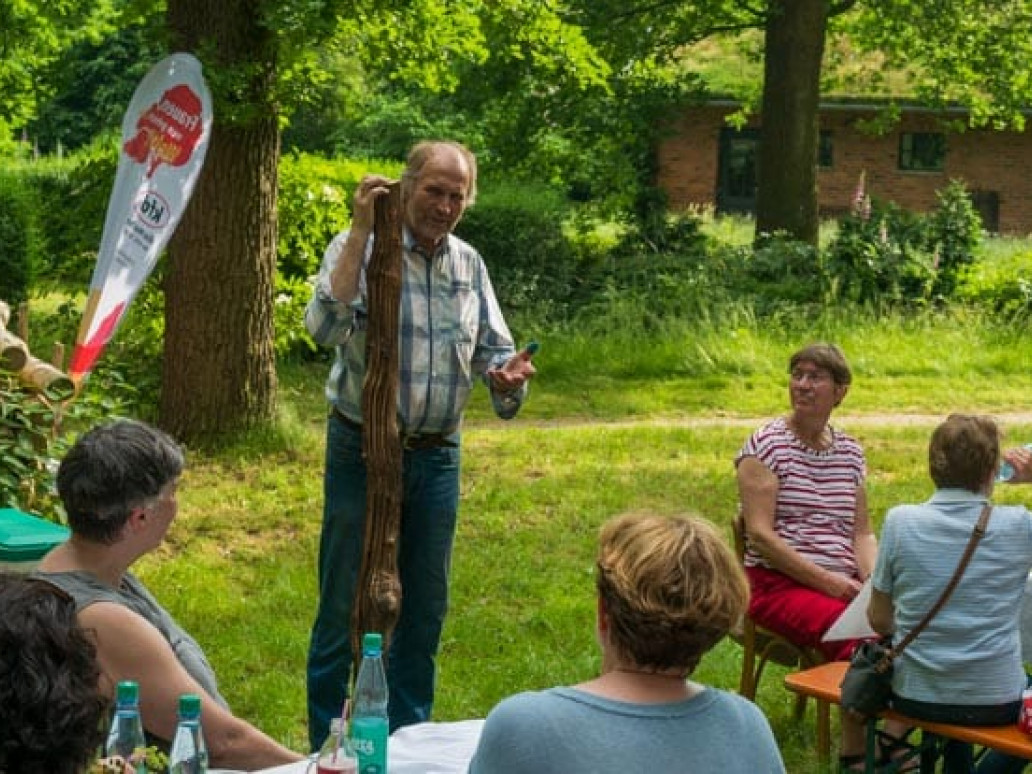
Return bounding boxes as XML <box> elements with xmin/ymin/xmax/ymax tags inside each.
<box><xmin>122</xmin><ymin>84</ymin><xmax>204</xmax><ymax>177</ymax></box>
<box><xmin>69</xmin><ymin>301</ymin><xmax>126</xmax><ymax>378</ymax></box>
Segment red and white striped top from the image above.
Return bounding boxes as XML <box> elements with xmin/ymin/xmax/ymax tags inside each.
<box><xmin>736</xmin><ymin>417</ymin><xmax>866</xmax><ymax>577</ymax></box>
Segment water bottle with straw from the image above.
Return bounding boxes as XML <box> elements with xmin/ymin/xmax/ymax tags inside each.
<box><xmin>350</xmin><ymin>633</ymin><xmax>389</xmax><ymax>774</ymax></box>
<box><xmin>312</xmin><ymin>713</ymin><xmax>357</xmax><ymax>774</ymax></box>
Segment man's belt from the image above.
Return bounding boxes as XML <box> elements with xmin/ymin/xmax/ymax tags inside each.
<box><xmin>332</xmin><ymin>407</ymin><xmax>458</xmax><ymax>450</ymax></box>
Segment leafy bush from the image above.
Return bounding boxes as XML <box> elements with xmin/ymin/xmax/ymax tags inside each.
<box><xmin>733</xmin><ymin>234</ymin><xmax>828</xmax><ymax>311</ymax></box>
<box><xmin>927</xmin><ymin>179</ymin><xmax>983</xmax><ymax>298</ymax></box>
<box><xmin>455</xmin><ymin>181</ymin><xmax>581</xmax><ymax>323</ymax></box>
<box><xmin>277</xmin><ymin>153</ymin><xmax>404</xmax><ymax>280</ymax></box>
<box><xmin>274</xmin><ymin>273</ymin><xmax>318</xmax><ymax>362</ymax></box>
<box><xmin>955</xmin><ymin>245</ymin><xmax>1032</xmax><ymax>321</ymax></box>
<box><xmin>31</xmin><ymin>137</ymin><xmax>117</xmax><ymax>288</ymax></box>
<box><xmin>825</xmin><ymin>199</ymin><xmax>936</xmax><ymax>306</ymax></box>
<box><xmin>0</xmin><ymin>359</ymin><xmax>141</xmax><ymax>520</ymax></box>
<box><xmin>0</xmin><ymin>173</ymin><xmax>43</xmax><ymax>305</ymax></box>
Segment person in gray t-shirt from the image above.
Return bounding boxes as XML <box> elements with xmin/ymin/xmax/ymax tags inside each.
<box><xmin>34</xmin><ymin>419</ymin><xmax>303</xmax><ymax>771</ymax></box>
<box><xmin>468</xmin><ymin>511</ymin><xmax>786</xmax><ymax>774</ymax></box>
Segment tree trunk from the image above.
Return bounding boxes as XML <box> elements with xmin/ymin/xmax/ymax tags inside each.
<box><xmin>755</xmin><ymin>0</ymin><xmax>828</xmax><ymax>246</ymax></box>
<box><xmin>161</xmin><ymin>0</ymin><xmax>278</xmax><ymax>444</ymax></box>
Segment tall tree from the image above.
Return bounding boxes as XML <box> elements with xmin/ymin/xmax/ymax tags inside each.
<box><xmin>755</xmin><ymin>0</ymin><xmax>831</xmax><ymax>244</ymax></box>
<box><xmin>157</xmin><ymin>0</ymin><xmax>492</xmax><ymax>443</ymax></box>
<box><xmin>161</xmin><ymin>0</ymin><xmax>281</xmax><ymax>443</ymax></box>
<box><xmin>570</xmin><ymin>0</ymin><xmax>1032</xmax><ymax>243</ymax></box>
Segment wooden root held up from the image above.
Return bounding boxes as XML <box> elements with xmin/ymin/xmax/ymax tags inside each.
<box><xmin>0</xmin><ymin>301</ymin><xmax>75</xmax><ymax>400</ymax></box>
<box><xmin>352</xmin><ymin>181</ymin><xmax>404</xmax><ymax>662</ymax></box>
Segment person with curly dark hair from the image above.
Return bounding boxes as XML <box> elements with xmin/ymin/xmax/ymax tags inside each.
<box><xmin>467</xmin><ymin>512</ymin><xmax>785</xmax><ymax>774</ymax></box>
<box><xmin>0</xmin><ymin>572</ymin><xmax>109</xmax><ymax>774</ymax></box>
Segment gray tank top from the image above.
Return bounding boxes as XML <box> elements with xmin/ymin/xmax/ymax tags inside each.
<box><xmin>31</xmin><ymin>570</ymin><xmax>229</xmax><ymax>710</ymax></box>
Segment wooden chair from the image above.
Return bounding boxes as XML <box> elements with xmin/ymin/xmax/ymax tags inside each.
<box><xmin>731</xmin><ymin>515</ymin><xmax>832</xmax><ymax>762</ymax></box>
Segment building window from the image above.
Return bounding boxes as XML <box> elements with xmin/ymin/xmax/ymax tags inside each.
<box><xmin>818</xmin><ymin>130</ymin><xmax>833</xmax><ymax>168</ymax></box>
<box><xmin>899</xmin><ymin>132</ymin><xmax>945</xmax><ymax>171</ymax></box>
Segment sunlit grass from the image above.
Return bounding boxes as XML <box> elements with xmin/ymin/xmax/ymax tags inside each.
<box><xmin>60</xmin><ymin>225</ymin><xmax>1032</xmax><ymax>767</ymax></box>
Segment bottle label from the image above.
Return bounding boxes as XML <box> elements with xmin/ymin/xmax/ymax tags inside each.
<box><xmin>350</xmin><ymin>716</ymin><xmax>387</xmax><ymax>774</ymax></box>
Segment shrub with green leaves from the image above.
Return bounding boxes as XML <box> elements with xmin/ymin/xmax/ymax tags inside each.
<box><xmin>274</xmin><ymin>273</ymin><xmax>318</xmax><ymax>361</ymax></box>
<box><xmin>735</xmin><ymin>233</ymin><xmax>828</xmax><ymax>311</ymax></box>
<box><xmin>0</xmin><ymin>173</ymin><xmax>42</xmax><ymax>305</ymax></box>
<box><xmin>455</xmin><ymin>181</ymin><xmax>580</xmax><ymax>323</ymax></box>
<box><xmin>277</xmin><ymin>153</ymin><xmax>402</xmax><ymax>280</ymax></box>
<box><xmin>0</xmin><ymin>377</ymin><xmax>63</xmax><ymax>515</ymax></box>
<box><xmin>32</xmin><ymin>138</ymin><xmax>116</xmax><ymax>287</ymax></box>
<box><xmin>928</xmin><ymin>179</ymin><xmax>983</xmax><ymax>298</ymax></box>
<box><xmin>0</xmin><ymin>365</ymin><xmax>143</xmax><ymax>520</ymax></box>
<box><xmin>825</xmin><ymin>199</ymin><xmax>936</xmax><ymax>306</ymax></box>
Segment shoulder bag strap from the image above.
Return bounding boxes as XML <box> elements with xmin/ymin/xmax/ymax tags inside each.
<box><xmin>888</xmin><ymin>502</ymin><xmax>992</xmax><ymax>659</ymax></box>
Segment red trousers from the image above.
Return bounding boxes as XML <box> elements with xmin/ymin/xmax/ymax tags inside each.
<box><xmin>745</xmin><ymin>565</ymin><xmax>860</xmax><ymax>661</ymax></box>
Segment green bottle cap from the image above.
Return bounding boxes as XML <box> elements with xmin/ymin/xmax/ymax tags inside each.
<box><xmin>178</xmin><ymin>693</ymin><xmax>202</xmax><ymax>718</ymax></box>
<box><xmin>362</xmin><ymin>632</ymin><xmax>383</xmax><ymax>654</ymax></box>
<box><xmin>116</xmin><ymin>680</ymin><xmax>139</xmax><ymax>703</ymax></box>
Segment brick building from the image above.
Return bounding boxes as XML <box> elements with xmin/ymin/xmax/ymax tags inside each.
<box><xmin>657</xmin><ymin>100</ymin><xmax>1032</xmax><ymax>234</ymax></box>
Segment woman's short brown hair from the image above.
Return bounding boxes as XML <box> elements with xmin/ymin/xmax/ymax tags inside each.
<box><xmin>596</xmin><ymin>512</ymin><xmax>748</xmax><ymax>675</ymax></box>
<box><xmin>929</xmin><ymin>414</ymin><xmax>1000</xmax><ymax>492</ymax></box>
<box><xmin>789</xmin><ymin>343</ymin><xmax>852</xmax><ymax>386</ymax></box>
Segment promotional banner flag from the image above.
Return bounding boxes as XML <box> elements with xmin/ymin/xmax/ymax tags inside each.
<box><xmin>68</xmin><ymin>52</ymin><xmax>213</xmax><ymax>384</ymax></box>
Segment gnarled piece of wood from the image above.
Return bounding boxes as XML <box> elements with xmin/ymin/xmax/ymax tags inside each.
<box><xmin>352</xmin><ymin>181</ymin><xmax>404</xmax><ymax>662</ymax></box>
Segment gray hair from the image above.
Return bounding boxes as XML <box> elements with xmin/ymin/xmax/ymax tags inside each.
<box><xmin>57</xmin><ymin>419</ymin><xmax>184</xmax><ymax>544</ymax></box>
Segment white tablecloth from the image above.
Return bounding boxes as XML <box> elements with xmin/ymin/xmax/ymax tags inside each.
<box><xmin>255</xmin><ymin>719</ymin><xmax>484</xmax><ymax>774</ymax></box>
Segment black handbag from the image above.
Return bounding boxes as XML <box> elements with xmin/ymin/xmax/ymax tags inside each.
<box><xmin>840</xmin><ymin>638</ymin><xmax>895</xmax><ymax>715</ymax></box>
<box><xmin>840</xmin><ymin>503</ymin><xmax>992</xmax><ymax>716</ymax></box>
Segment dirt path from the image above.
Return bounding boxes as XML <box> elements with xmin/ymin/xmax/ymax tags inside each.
<box><xmin>511</xmin><ymin>411</ymin><xmax>1032</xmax><ymax>431</ymax></box>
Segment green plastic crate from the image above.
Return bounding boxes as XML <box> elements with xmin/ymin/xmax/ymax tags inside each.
<box><xmin>0</xmin><ymin>508</ymin><xmax>69</xmax><ymax>570</ymax></box>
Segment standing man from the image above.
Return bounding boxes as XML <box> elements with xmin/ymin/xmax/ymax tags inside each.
<box><xmin>305</xmin><ymin>140</ymin><xmax>536</xmax><ymax>749</ymax></box>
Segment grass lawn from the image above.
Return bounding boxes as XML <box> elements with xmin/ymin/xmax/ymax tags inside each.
<box><xmin>129</xmin><ymin>320</ymin><xmax>1032</xmax><ymax>770</ymax></box>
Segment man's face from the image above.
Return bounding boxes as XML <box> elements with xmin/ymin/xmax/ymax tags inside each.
<box><xmin>405</xmin><ymin>149</ymin><xmax>471</xmax><ymax>252</ymax></box>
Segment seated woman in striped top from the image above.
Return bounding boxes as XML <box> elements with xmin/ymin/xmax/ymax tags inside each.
<box><xmin>735</xmin><ymin>342</ymin><xmax>906</xmax><ymax>770</ymax></box>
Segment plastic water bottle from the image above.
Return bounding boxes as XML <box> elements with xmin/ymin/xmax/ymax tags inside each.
<box><xmin>105</xmin><ymin>680</ymin><xmax>148</xmax><ymax>774</ymax></box>
<box><xmin>313</xmin><ymin>717</ymin><xmax>357</xmax><ymax>773</ymax></box>
<box><xmin>168</xmin><ymin>693</ymin><xmax>208</xmax><ymax>773</ymax></box>
<box><xmin>350</xmin><ymin>632</ymin><xmax>389</xmax><ymax>774</ymax></box>
<box><xmin>997</xmin><ymin>443</ymin><xmax>1032</xmax><ymax>482</ymax></box>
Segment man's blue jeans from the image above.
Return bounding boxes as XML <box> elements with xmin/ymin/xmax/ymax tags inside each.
<box><xmin>306</xmin><ymin>413</ymin><xmax>460</xmax><ymax>751</ymax></box>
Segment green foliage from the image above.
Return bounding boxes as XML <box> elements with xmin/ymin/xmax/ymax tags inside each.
<box><xmin>825</xmin><ymin>179</ymin><xmax>985</xmax><ymax>307</ymax></box>
<box><xmin>276</xmin><ymin>154</ymin><xmax>352</xmax><ymax>280</ymax></box>
<box><xmin>0</xmin><ymin>173</ymin><xmax>42</xmax><ymax>305</ymax></box>
<box><xmin>825</xmin><ymin>199</ymin><xmax>936</xmax><ymax>306</ymax></box>
<box><xmin>955</xmin><ymin>245</ymin><xmax>1032</xmax><ymax>321</ymax></box>
<box><xmin>273</xmin><ymin>273</ymin><xmax>317</xmax><ymax>362</ymax></box>
<box><xmin>276</xmin><ymin>153</ymin><xmax>403</xmax><ymax>280</ymax></box>
<box><xmin>455</xmin><ymin>181</ymin><xmax>580</xmax><ymax>324</ymax></box>
<box><xmin>0</xmin><ymin>0</ymin><xmax>120</xmax><ymax>145</ymax></box>
<box><xmin>849</xmin><ymin>1</ymin><xmax>1032</xmax><ymax>129</ymax></box>
<box><xmin>0</xmin><ymin>358</ymin><xmax>139</xmax><ymax>519</ymax></box>
<box><xmin>927</xmin><ymin>179</ymin><xmax>983</xmax><ymax>297</ymax></box>
<box><xmin>735</xmin><ymin>234</ymin><xmax>828</xmax><ymax>311</ymax></box>
<box><xmin>0</xmin><ymin>376</ymin><xmax>63</xmax><ymax>514</ymax></box>
<box><xmin>30</xmin><ymin>19</ymin><xmax>164</xmax><ymax>154</ymax></box>
<box><xmin>30</xmin><ymin>137</ymin><xmax>117</xmax><ymax>287</ymax></box>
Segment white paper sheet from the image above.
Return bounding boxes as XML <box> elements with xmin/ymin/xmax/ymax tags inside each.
<box><xmin>822</xmin><ymin>578</ymin><xmax>876</xmax><ymax>642</ymax></box>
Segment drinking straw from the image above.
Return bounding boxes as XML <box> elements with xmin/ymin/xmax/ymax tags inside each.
<box><xmin>334</xmin><ymin>698</ymin><xmax>350</xmax><ymax>763</ymax></box>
